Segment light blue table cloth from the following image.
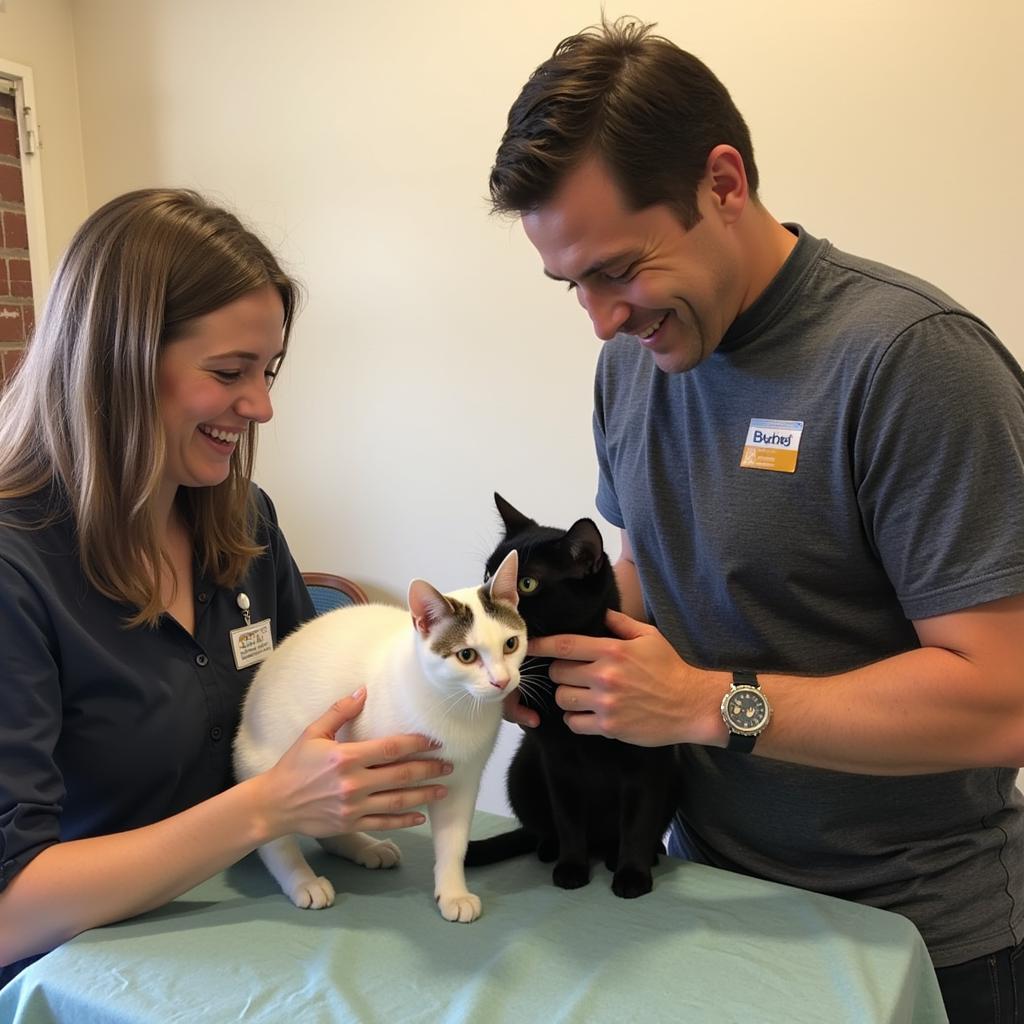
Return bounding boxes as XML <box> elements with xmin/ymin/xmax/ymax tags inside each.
<box><xmin>0</xmin><ymin>812</ymin><xmax>947</xmax><ymax>1023</ymax></box>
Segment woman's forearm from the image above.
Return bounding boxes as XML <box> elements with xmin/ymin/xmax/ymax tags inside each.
<box><xmin>0</xmin><ymin>776</ymin><xmax>273</xmax><ymax>966</ymax></box>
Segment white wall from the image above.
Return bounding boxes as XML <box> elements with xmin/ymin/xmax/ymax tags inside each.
<box><xmin>13</xmin><ymin>0</ymin><xmax>1024</xmax><ymax>813</ymax></box>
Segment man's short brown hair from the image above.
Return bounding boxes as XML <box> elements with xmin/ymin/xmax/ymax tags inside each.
<box><xmin>489</xmin><ymin>16</ymin><xmax>759</xmax><ymax>228</ymax></box>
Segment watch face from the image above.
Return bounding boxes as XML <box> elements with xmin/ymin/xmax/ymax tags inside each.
<box><xmin>723</xmin><ymin>686</ymin><xmax>769</xmax><ymax>734</ymax></box>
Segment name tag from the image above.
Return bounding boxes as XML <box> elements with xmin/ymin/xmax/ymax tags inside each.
<box><xmin>740</xmin><ymin>418</ymin><xmax>804</xmax><ymax>474</ymax></box>
<box><xmin>230</xmin><ymin>619</ymin><xmax>274</xmax><ymax>670</ymax></box>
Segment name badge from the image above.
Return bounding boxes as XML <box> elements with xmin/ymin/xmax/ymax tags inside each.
<box><xmin>740</xmin><ymin>418</ymin><xmax>804</xmax><ymax>474</ymax></box>
<box><xmin>230</xmin><ymin>619</ymin><xmax>274</xmax><ymax>670</ymax></box>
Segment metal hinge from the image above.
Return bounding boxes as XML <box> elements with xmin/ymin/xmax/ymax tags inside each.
<box><xmin>20</xmin><ymin>104</ymin><xmax>39</xmax><ymax>154</ymax></box>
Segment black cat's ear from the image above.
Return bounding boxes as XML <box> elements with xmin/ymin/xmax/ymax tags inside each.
<box><xmin>564</xmin><ymin>518</ymin><xmax>606</xmax><ymax>574</ymax></box>
<box><xmin>408</xmin><ymin>579</ymin><xmax>455</xmax><ymax>637</ymax></box>
<box><xmin>494</xmin><ymin>492</ymin><xmax>534</xmax><ymax>537</ymax></box>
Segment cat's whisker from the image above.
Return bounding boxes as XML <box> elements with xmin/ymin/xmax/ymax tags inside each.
<box><xmin>517</xmin><ymin>671</ymin><xmax>553</xmax><ymax>689</ymax></box>
<box><xmin>440</xmin><ymin>691</ymin><xmax>472</xmax><ymax>717</ymax></box>
<box><xmin>515</xmin><ymin>678</ymin><xmax>555</xmax><ymax>711</ymax></box>
<box><xmin>439</xmin><ymin>689</ymin><xmax>487</xmax><ymax>725</ymax></box>
<box><xmin>517</xmin><ymin>670</ymin><xmax>551</xmax><ymax>686</ymax></box>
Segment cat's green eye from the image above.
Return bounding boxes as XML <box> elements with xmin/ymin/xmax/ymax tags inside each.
<box><xmin>504</xmin><ymin>636</ymin><xmax>519</xmax><ymax>654</ymax></box>
<box><xmin>518</xmin><ymin>577</ymin><xmax>539</xmax><ymax>594</ymax></box>
<box><xmin>456</xmin><ymin>648</ymin><xmax>478</xmax><ymax>664</ymax></box>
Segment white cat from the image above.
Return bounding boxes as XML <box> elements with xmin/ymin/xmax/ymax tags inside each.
<box><xmin>233</xmin><ymin>550</ymin><xmax>526</xmax><ymax>923</ymax></box>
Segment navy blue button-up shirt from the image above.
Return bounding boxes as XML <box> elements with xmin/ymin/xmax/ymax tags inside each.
<box><xmin>0</xmin><ymin>485</ymin><xmax>314</xmax><ymax>901</ymax></box>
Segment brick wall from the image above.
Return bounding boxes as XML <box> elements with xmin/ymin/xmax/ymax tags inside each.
<box><xmin>0</xmin><ymin>90</ymin><xmax>33</xmax><ymax>389</ymax></box>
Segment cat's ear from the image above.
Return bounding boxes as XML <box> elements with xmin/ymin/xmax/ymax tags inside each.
<box><xmin>408</xmin><ymin>579</ymin><xmax>456</xmax><ymax>637</ymax></box>
<box><xmin>494</xmin><ymin>492</ymin><xmax>534</xmax><ymax>537</ymax></box>
<box><xmin>487</xmin><ymin>549</ymin><xmax>520</xmax><ymax>608</ymax></box>
<box><xmin>564</xmin><ymin>518</ymin><xmax>606</xmax><ymax>574</ymax></box>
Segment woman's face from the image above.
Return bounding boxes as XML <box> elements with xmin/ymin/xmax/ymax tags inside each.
<box><xmin>157</xmin><ymin>284</ymin><xmax>285</xmax><ymax>492</ymax></box>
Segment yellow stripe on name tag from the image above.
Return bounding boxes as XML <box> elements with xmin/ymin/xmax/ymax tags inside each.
<box><xmin>740</xmin><ymin>419</ymin><xmax>804</xmax><ymax>474</ymax></box>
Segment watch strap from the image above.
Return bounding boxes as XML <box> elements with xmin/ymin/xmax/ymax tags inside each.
<box><xmin>726</xmin><ymin>730</ymin><xmax>757</xmax><ymax>753</ymax></box>
<box><xmin>726</xmin><ymin>670</ymin><xmax>761</xmax><ymax>753</ymax></box>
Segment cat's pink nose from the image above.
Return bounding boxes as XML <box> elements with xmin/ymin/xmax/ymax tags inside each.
<box><xmin>489</xmin><ymin>675</ymin><xmax>510</xmax><ymax>690</ymax></box>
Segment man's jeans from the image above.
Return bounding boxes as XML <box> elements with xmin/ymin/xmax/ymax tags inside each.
<box><xmin>935</xmin><ymin>940</ymin><xmax>1024</xmax><ymax>1024</ymax></box>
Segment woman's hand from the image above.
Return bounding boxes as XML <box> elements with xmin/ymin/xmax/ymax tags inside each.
<box><xmin>257</xmin><ymin>688</ymin><xmax>452</xmax><ymax>838</ymax></box>
<box><xmin>0</xmin><ymin>691</ymin><xmax>451</xmax><ymax>967</ymax></box>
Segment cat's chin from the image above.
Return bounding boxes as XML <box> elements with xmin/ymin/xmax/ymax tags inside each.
<box><xmin>468</xmin><ymin>685</ymin><xmax>520</xmax><ymax>705</ymax></box>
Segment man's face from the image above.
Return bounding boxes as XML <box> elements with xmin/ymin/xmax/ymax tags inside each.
<box><xmin>522</xmin><ymin>157</ymin><xmax>742</xmax><ymax>374</ymax></box>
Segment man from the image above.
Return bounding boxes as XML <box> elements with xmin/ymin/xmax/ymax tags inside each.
<box><xmin>493</xmin><ymin>17</ymin><xmax>1024</xmax><ymax>1022</ymax></box>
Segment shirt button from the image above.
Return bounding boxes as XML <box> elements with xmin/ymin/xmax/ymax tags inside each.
<box><xmin>195</xmin><ymin>653</ymin><xmax>209</xmax><ymax>667</ymax></box>
<box><xmin>210</xmin><ymin>726</ymin><xmax>223</xmax><ymax>741</ymax></box>
<box><xmin>197</xmin><ymin>592</ymin><xmax>208</xmax><ymax>603</ymax></box>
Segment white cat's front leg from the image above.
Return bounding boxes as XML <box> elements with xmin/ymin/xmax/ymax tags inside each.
<box><xmin>258</xmin><ymin>835</ymin><xmax>335</xmax><ymax>910</ymax></box>
<box><xmin>318</xmin><ymin>832</ymin><xmax>401</xmax><ymax>869</ymax></box>
<box><xmin>428</xmin><ymin>778</ymin><xmax>481</xmax><ymax>923</ymax></box>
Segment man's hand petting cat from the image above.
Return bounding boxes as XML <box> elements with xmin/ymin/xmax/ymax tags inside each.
<box><xmin>258</xmin><ymin>689</ymin><xmax>452</xmax><ymax>839</ymax></box>
<box><xmin>502</xmin><ymin>690</ymin><xmax>540</xmax><ymax>729</ymax></box>
<box><xmin>527</xmin><ymin>610</ymin><xmax>722</xmax><ymax>747</ymax></box>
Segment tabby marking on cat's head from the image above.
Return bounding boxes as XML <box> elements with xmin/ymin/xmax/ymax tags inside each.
<box><xmin>408</xmin><ymin>549</ymin><xmax>527</xmax><ymax>700</ymax></box>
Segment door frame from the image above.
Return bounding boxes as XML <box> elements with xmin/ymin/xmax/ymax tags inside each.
<box><xmin>0</xmin><ymin>57</ymin><xmax>50</xmax><ymax>303</ymax></box>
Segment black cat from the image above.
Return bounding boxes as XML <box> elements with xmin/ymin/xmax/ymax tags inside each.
<box><xmin>465</xmin><ymin>493</ymin><xmax>679</xmax><ymax>898</ymax></box>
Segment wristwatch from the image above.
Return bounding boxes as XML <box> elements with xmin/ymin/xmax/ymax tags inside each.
<box><xmin>721</xmin><ymin>670</ymin><xmax>771</xmax><ymax>753</ymax></box>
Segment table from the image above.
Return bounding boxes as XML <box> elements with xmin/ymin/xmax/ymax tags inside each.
<box><xmin>0</xmin><ymin>812</ymin><xmax>947</xmax><ymax>1023</ymax></box>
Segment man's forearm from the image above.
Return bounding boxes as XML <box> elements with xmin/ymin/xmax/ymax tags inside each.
<box><xmin>536</xmin><ymin>593</ymin><xmax>1024</xmax><ymax>774</ymax></box>
<box><xmin>613</xmin><ymin>555</ymin><xmax>646</xmax><ymax>621</ymax></box>
<box><xmin>735</xmin><ymin>643</ymin><xmax>1024</xmax><ymax>774</ymax></box>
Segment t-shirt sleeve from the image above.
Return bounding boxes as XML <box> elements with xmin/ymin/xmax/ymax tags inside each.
<box><xmin>593</xmin><ymin>348</ymin><xmax>626</xmax><ymax>529</ymax></box>
<box><xmin>0</xmin><ymin>556</ymin><xmax>63</xmax><ymax>893</ymax></box>
<box><xmin>854</xmin><ymin>312</ymin><xmax>1024</xmax><ymax>620</ymax></box>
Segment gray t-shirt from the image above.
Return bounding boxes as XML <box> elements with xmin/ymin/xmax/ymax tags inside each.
<box><xmin>593</xmin><ymin>225</ymin><xmax>1024</xmax><ymax>967</ymax></box>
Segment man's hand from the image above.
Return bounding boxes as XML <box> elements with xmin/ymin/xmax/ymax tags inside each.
<box><xmin>527</xmin><ymin>610</ymin><xmax>721</xmax><ymax>747</ymax></box>
<box><xmin>502</xmin><ymin>689</ymin><xmax>540</xmax><ymax>729</ymax></box>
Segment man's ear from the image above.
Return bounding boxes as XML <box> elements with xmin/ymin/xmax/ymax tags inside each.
<box><xmin>705</xmin><ymin>144</ymin><xmax>749</xmax><ymax>224</ymax></box>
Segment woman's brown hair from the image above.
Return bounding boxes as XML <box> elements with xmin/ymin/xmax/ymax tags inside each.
<box><xmin>0</xmin><ymin>188</ymin><xmax>300</xmax><ymax>626</ymax></box>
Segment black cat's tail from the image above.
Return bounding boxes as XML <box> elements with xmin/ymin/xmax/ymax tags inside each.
<box><xmin>464</xmin><ymin>827</ymin><xmax>536</xmax><ymax>866</ymax></box>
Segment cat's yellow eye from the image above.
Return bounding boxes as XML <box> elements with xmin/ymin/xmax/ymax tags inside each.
<box><xmin>518</xmin><ymin>577</ymin><xmax>539</xmax><ymax>594</ymax></box>
<box><xmin>456</xmin><ymin>648</ymin><xmax>478</xmax><ymax>664</ymax></box>
<box><xmin>504</xmin><ymin>636</ymin><xmax>519</xmax><ymax>654</ymax></box>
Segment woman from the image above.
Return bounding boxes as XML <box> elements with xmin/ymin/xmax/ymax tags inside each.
<box><xmin>0</xmin><ymin>189</ymin><xmax>449</xmax><ymax>982</ymax></box>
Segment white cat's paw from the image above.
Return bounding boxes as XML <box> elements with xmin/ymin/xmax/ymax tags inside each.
<box><xmin>356</xmin><ymin>839</ymin><xmax>402</xmax><ymax>869</ymax></box>
<box><xmin>289</xmin><ymin>875</ymin><xmax>336</xmax><ymax>910</ymax></box>
<box><xmin>436</xmin><ymin>890</ymin><xmax>482</xmax><ymax>923</ymax></box>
